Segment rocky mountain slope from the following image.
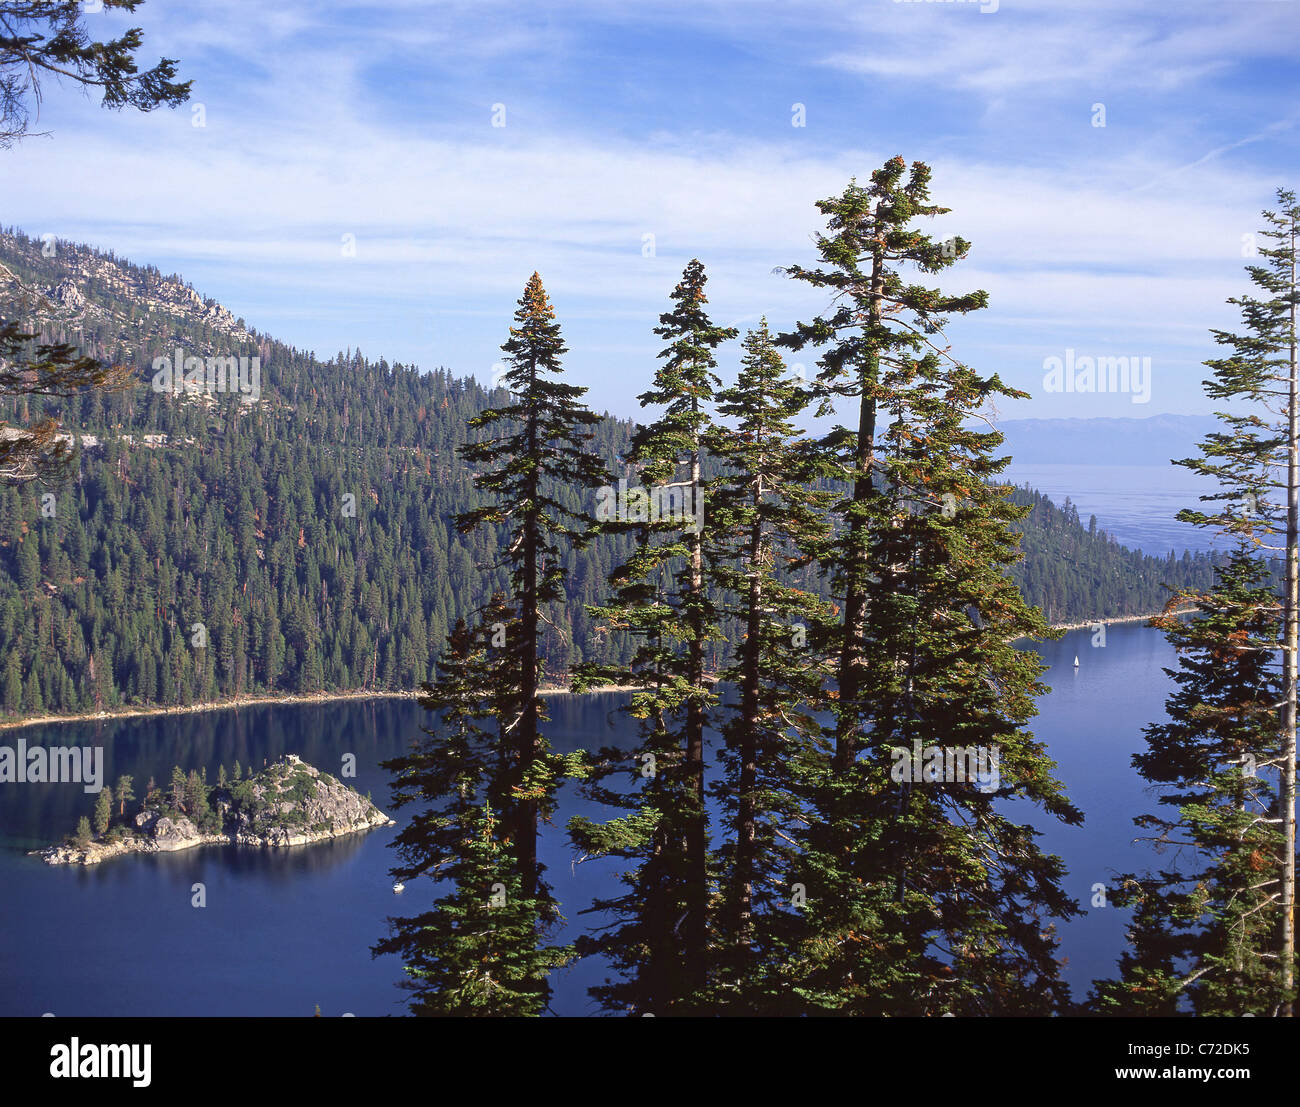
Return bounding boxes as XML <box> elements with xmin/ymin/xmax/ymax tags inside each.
<box><xmin>0</xmin><ymin>227</ymin><xmax>254</xmax><ymax>363</ymax></box>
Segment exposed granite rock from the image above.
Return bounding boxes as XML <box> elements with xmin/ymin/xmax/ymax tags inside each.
<box><xmin>33</xmin><ymin>755</ymin><xmax>392</xmax><ymax>866</ymax></box>
<box><xmin>0</xmin><ymin>230</ymin><xmax>256</xmax><ymax>370</ymax></box>
<box><xmin>138</xmin><ymin>813</ymin><xmax>201</xmax><ymax>850</ymax></box>
<box><xmin>49</xmin><ymin>278</ymin><xmax>85</xmax><ymax>311</ymax></box>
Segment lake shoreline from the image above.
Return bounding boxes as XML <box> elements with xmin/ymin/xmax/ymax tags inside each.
<box><xmin>0</xmin><ymin>610</ymin><xmax>1188</xmax><ymax>734</ymax></box>
<box><xmin>0</xmin><ymin>683</ymin><xmax>645</xmax><ymax>734</ymax></box>
<box><xmin>1027</xmin><ymin>607</ymin><xmax>1193</xmax><ymax>636</ymax></box>
<box><xmin>31</xmin><ymin>811</ymin><xmax>395</xmax><ymax>867</ymax></box>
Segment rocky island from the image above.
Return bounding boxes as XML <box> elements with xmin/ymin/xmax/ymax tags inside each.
<box><xmin>33</xmin><ymin>755</ymin><xmax>393</xmax><ymax>866</ymax></box>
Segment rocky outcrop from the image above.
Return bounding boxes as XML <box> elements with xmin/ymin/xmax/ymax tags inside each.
<box><xmin>133</xmin><ymin>811</ymin><xmax>201</xmax><ymax>850</ymax></box>
<box><xmin>49</xmin><ymin>279</ymin><xmax>85</xmax><ymax>311</ymax></box>
<box><xmin>33</xmin><ymin>755</ymin><xmax>393</xmax><ymax>866</ymax></box>
<box><xmin>0</xmin><ymin>230</ymin><xmax>255</xmax><ymax>366</ymax></box>
<box><xmin>201</xmin><ymin>301</ymin><xmax>237</xmax><ymax>329</ymax></box>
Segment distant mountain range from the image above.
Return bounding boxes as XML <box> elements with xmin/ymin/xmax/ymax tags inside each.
<box><xmin>993</xmin><ymin>414</ymin><xmax>1220</xmax><ymax>467</ymax></box>
<box><xmin>0</xmin><ymin>226</ymin><xmax>1217</xmax><ymax>473</ymax></box>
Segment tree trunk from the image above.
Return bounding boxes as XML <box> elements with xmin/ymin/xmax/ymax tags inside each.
<box><xmin>835</xmin><ymin>247</ymin><xmax>884</xmax><ymax>771</ymax></box>
<box><xmin>1283</xmin><ymin>233</ymin><xmax>1298</xmax><ymax>1015</ymax></box>
<box><xmin>520</xmin><ymin>365</ymin><xmax>541</xmax><ymax>904</ymax></box>
<box><xmin>685</xmin><ymin>437</ymin><xmax>708</xmax><ymax>999</ymax></box>
<box><xmin>735</xmin><ymin>468</ymin><xmax>765</xmax><ymax>957</ymax></box>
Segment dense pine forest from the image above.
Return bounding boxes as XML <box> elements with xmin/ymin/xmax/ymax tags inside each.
<box><xmin>0</xmin><ymin>226</ymin><xmax>1215</xmax><ymax>719</ymax></box>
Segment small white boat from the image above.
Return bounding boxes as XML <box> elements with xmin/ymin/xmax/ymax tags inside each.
<box><xmin>392</xmin><ymin>882</ymin><xmax>405</xmax><ymax>894</ymax></box>
<box><xmin>1073</xmin><ymin>655</ymin><xmax>1080</xmax><ymax>668</ymax></box>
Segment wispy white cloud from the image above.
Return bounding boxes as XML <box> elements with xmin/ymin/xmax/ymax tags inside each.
<box><xmin>2</xmin><ymin>0</ymin><xmax>1290</xmax><ymax>419</ymax></box>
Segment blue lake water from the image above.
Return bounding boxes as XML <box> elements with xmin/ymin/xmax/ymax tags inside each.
<box><xmin>0</xmin><ymin>622</ymin><xmax>1176</xmax><ymax>1016</ymax></box>
<box><xmin>1004</xmin><ymin>463</ymin><xmax>1225</xmax><ymax>555</ymax></box>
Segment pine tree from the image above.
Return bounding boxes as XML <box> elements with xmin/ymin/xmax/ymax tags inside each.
<box><xmin>1090</xmin><ymin>553</ymin><xmax>1284</xmax><ymax>1015</ymax></box>
<box><xmin>114</xmin><ymin>774</ymin><xmax>134</xmax><ymax>817</ymax></box>
<box><xmin>1095</xmin><ymin>191</ymin><xmax>1300</xmax><ymax>1015</ymax></box>
<box><xmin>376</xmin><ymin>611</ymin><xmax>577</xmax><ymax>1015</ymax></box>
<box><xmin>2</xmin><ymin>653</ymin><xmax>20</xmax><ymax>715</ymax></box>
<box><xmin>703</xmin><ymin>320</ymin><xmax>835</xmax><ymax>1011</ymax></box>
<box><xmin>92</xmin><ymin>787</ymin><xmax>111</xmax><ymax>836</ymax></box>
<box><xmin>186</xmin><ymin>769</ymin><xmax>211</xmax><ymax>827</ymax></box>
<box><xmin>456</xmin><ymin>273</ymin><xmax>607</xmax><ymax>913</ymax></box>
<box><xmin>379</xmin><ymin>273</ymin><xmax>603</xmax><ymax>1013</ymax></box>
<box><xmin>0</xmin><ymin>1</ymin><xmax>191</xmax><ymax>148</ymax></box>
<box><xmin>21</xmin><ymin>666</ymin><xmax>41</xmax><ymax>713</ymax></box>
<box><xmin>91</xmin><ymin>789</ymin><xmax>109</xmax><ymax>836</ymax></box>
<box><xmin>1180</xmin><ymin>189</ymin><xmax>1300</xmax><ymax>1010</ymax></box>
<box><xmin>396</xmin><ymin>801</ymin><xmax>570</xmax><ymax>1015</ymax></box>
<box><xmin>778</xmin><ymin>159</ymin><xmax>979</xmax><ymax>772</ymax></box>
<box><xmin>778</xmin><ymin>159</ymin><xmax>1081</xmax><ymax>1014</ymax></box>
<box><xmin>567</xmin><ymin>259</ymin><xmax>734</xmax><ymax>1013</ymax></box>
<box><xmin>169</xmin><ymin>765</ymin><xmax>185</xmax><ymax>812</ymax></box>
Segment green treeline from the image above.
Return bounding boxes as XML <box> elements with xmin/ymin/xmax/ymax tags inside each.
<box><xmin>0</xmin><ymin>226</ymin><xmax>1214</xmax><ymax>720</ymax></box>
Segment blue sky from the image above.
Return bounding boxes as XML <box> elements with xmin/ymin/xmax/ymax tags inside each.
<box><xmin>1</xmin><ymin>0</ymin><xmax>1297</xmax><ymax>421</ymax></box>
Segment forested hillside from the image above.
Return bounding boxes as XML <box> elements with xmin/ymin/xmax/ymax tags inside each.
<box><xmin>1010</xmin><ymin>486</ymin><xmax>1213</xmax><ymax>624</ymax></box>
<box><xmin>0</xmin><ymin>228</ymin><xmax>1215</xmax><ymax>717</ymax></box>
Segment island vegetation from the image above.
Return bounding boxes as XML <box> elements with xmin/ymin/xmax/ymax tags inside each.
<box><xmin>37</xmin><ymin>755</ymin><xmax>391</xmax><ymax>866</ymax></box>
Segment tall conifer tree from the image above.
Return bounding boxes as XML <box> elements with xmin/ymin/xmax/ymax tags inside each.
<box><xmin>379</xmin><ymin>273</ymin><xmax>604</xmax><ymax>1014</ymax></box>
<box><xmin>704</xmin><ymin>320</ymin><xmax>834</xmax><ymax>1012</ymax></box>
<box><xmin>458</xmin><ymin>273</ymin><xmax>607</xmax><ymax>912</ymax></box>
<box><xmin>568</xmin><ymin>259</ymin><xmax>734</xmax><ymax>1012</ymax></box>
<box><xmin>1183</xmin><ymin>190</ymin><xmax>1300</xmax><ymax>1009</ymax></box>
<box><xmin>377</xmin><ymin>610</ymin><xmax>576</xmax><ymax>1015</ymax></box>
<box><xmin>1089</xmin><ymin>554</ymin><xmax>1285</xmax><ymax>1015</ymax></box>
<box><xmin>779</xmin><ymin>159</ymin><xmax>1081</xmax><ymax>1014</ymax></box>
<box><xmin>1095</xmin><ymin>190</ymin><xmax>1300</xmax><ymax>1015</ymax></box>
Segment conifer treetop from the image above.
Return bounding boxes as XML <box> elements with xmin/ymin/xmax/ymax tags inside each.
<box><xmin>1179</xmin><ymin>189</ymin><xmax>1300</xmax><ymax>542</ymax></box>
<box><xmin>778</xmin><ymin>157</ymin><xmax>990</xmax><ymax>412</ymax></box>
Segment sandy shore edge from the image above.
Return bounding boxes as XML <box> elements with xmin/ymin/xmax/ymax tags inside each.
<box><xmin>0</xmin><ymin>683</ymin><xmax>644</xmax><ymax>733</ymax></box>
<box><xmin>0</xmin><ymin>610</ymin><xmax>1193</xmax><ymax>734</ymax></box>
